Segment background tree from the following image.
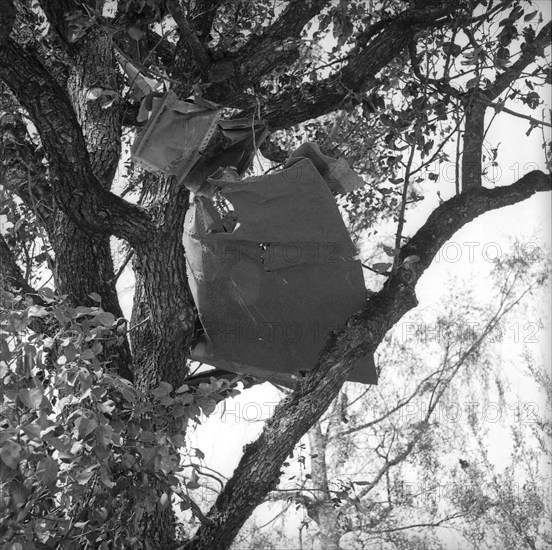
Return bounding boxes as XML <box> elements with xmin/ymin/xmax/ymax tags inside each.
<box><xmin>0</xmin><ymin>0</ymin><xmax>550</xmax><ymax>549</ymax></box>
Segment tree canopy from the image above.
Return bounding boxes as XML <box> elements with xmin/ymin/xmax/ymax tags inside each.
<box><xmin>0</xmin><ymin>0</ymin><xmax>550</xmax><ymax>549</ymax></box>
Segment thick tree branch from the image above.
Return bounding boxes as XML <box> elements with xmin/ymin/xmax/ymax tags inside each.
<box><xmin>202</xmin><ymin>0</ymin><xmax>330</xmax><ymax>96</ymax></box>
<box><xmin>462</xmin><ymin>21</ymin><xmax>551</xmax><ymax>191</ymax></box>
<box><xmin>247</xmin><ymin>0</ymin><xmax>463</xmax><ymax>131</ymax></box>
<box><xmin>191</xmin><ymin>0</ymin><xmax>224</xmax><ymax>41</ymax></box>
<box><xmin>0</xmin><ymin>0</ymin><xmax>16</xmax><ymax>46</ymax></box>
<box><xmin>461</xmin><ymin>100</ymin><xmax>486</xmax><ymax>191</ymax></box>
<box><xmin>0</xmin><ymin>32</ymin><xmax>152</xmax><ymax>244</ymax></box>
<box><xmin>183</xmin><ymin>169</ymin><xmax>550</xmax><ymax>550</ymax></box>
<box><xmin>37</xmin><ymin>0</ymin><xmax>78</xmax><ymax>46</ymax></box>
<box><xmin>482</xmin><ymin>21</ymin><xmax>551</xmax><ymax>102</ymax></box>
<box><xmin>256</xmin><ymin>0</ymin><xmax>331</xmax><ymax>42</ymax></box>
<box><xmin>167</xmin><ymin>0</ymin><xmax>211</xmax><ymax>70</ymax></box>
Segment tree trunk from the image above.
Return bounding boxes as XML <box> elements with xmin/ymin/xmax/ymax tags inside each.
<box><xmin>308</xmin><ymin>424</ymin><xmax>343</xmax><ymax>550</ymax></box>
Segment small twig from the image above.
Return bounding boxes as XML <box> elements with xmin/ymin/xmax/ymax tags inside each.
<box><xmin>362</xmin><ymin>263</ymin><xmax>389</xmax><ymax>276</ymax></box>
<box><xmin>482</xmin><ymin>99</ymin><xmax>552</xmax><ymax>128</ymax></box>
<box><xmin>112</xmin><ymin>249</ymin><xmax>134</xmax><ymax>284</ymax></box>
<box><xmin>127</xmin><ymin>316</ymin><xmax>150</xmax><ymax>333</ymax></box>
<box><xmin>390</xmin><ymin>117</ymin><xmax>423</xmax><ymax>278</ymax></box>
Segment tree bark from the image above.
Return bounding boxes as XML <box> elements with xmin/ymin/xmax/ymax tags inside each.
<box><xmin>461</xmin><ymin>100</ymin><xmax>486</xmax><ymax>191</ymax></box>
<box><xmin>307</xmin><ymin>424</ymin><xmax>344</xmax><ymax>550</ymax></box>
<box><xmin>0</xmin><ymin>38</ymin><xmax>152</xmax><ymax>243</ymax></box>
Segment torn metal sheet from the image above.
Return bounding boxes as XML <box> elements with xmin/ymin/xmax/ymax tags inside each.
<box><xmin>183</xmin><ymin>154</ymin><xmax>376</xmax><ymax>386</ymax></box>
<box><xmin>286</xmin><ymin>142</ymin><xmax>366</xmax><ymax>194</ymax></box>
<box><xmin>131</xmin><ymin>91</ymin><xmax>268</xmax><ymax>195</ymax></box>
<box><xmin>131</xmin><ymin>91</ymin><xmax>221</xmax><ymax>182</ymax></box>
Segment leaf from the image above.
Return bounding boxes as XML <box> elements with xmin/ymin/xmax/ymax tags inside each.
<box><xmin>442</xmin><ymin>41</ymin><xmax>462</xmax><ymax>57</ymax></box>
<box><xmin>524</xmin><ymin>10</ymin><xmax>537</xmax><ymax>21</ymax></box>
<box><xmin>0</xmin><ymin>429</ymin><xmax>16</xmax><ymax>445</ymax></box>
<box><xmin>67</xmin><ymin>25</ymin><xmax>87</xmax><ymax>43</ymax></box>
<box><xmin>76</xmin><ymin>466</ymin><xmax>96</xmax><ymax>485</ymax></box>
<box><xmin>88</xmin><ymin>292</ymin><xmax>102</xmax><ymax>302</ymax></box>
<box><xmin>95</xmin><ymin>425</ymin><xmax>113</xmax><ymax>448</ymax></box>
<box><xmin>101</xmin><ymin>96</ymin><xmax>116</xmax><ymax>109</ymax></box>
<box><xmin>152</xmin><ymin>381</ymin><xmax>173</xmax><ymax>398</ymax></box>
<box><xmin>76</xmin><ymin>306</ymin><xmax>93</xmax><ymax>316</ymax></box>
<box><xmin>86</xmin><ymin>87</ymin><xmax>104</xmax><ymax>101</ymax></box>
<box><xmin>200</xmin><ymin>398</ymin><xmax>217</xmax><ymax>415</ymax></box>
<box><xmin>78</xmin><ymin>417</ymin><xmax>98</xmax><ymax>438</ymax></box>
<box><xmin>96</xmin><ymin>311</ymin><xmax>115</xmax><ymax>327</ymax></box>
<box><xmin>465</xmin><ymin>77</ymin><xmax>479</xmax><ymax>90</ymax></box>
<box><xmin>382</xmin><ymin>245</ymin><xmax>400</xmax><ymax>257</ymax></box>
<box><xmin>194</xmin><ymin>448</ymin><xmax>205</xmax><ymax>460</ymax></box>
<box><xmin>127</xmin><ymin>26</ymin><xmax>144</xmax><ymax>40</ymax></box>
<box><xmin>100</xmin><ymin>468</ymin><xmax>115</xmax><ymax>488</ymax></box>
<box><xmin>0</xmin><ymin>338</ymin><xmax>12</xmax><ymax>362</ymax></box>
<box><xmin>372</xmin><ymin>262</ymin><xmax>392</xmax><ymax>274</ymax></box>
<box><xmin>0</xmin><ymin>441</ymin><xmax>23</xmax><ymax>469</ymax></box>
<box><xmin>28</xmin><ymin>305</ymin><xmax>49</xmax><ymax>318</ymax></box>
<box><xmin>22</xmin><ymin>423</ymin><xmax>42</xmax><ymax>441</ymax></box>
<box><xmin>38</xmin><ymin>457</ymin><xmax>58</xmax><ymax>485</ymax></box>
<box><xmin>64</xmin><ymin>343</ymin><xmax>78</xmax><ymax>362</ymax></box>
<box><xmin>139</xmin><ymin>446</ymin><xmax>157</xmax><ymax>466</ymax></box>
<box><xmin>19</xmin><ymin>387</ymin><xmax>44</xmax><ymax>409</ymax></box>
<box><xmin>81</xmin><ymin>349</ymin><xmax>96</xmax><ymax>361</ymax></box>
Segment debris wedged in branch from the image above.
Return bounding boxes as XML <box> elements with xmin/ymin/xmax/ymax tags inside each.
<box><xmin>182</xmin><ymin>169</ymin><xmax>551</xmax><ymax>550</ymax></box>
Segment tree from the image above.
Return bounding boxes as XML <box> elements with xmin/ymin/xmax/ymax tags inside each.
<box><xmin>0</xmin><ymin>1</ymin><xmax>550</xmax><ymax>549</ymax></box>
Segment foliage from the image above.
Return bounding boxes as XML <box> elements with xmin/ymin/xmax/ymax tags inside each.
<box><xmin>0</xmin><ymin>291</ymin><xmax>239</xmax><ymax>549</ymax></box>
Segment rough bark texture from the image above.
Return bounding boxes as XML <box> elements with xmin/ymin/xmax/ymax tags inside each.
<box><xmin>461</xmin><ymin>100</ymin><xmax>486</xmax><ymax>191</ymax></box>
<box><xmin>307</xmin><ymin>425</ymin><xmax>344</xmax><ymax>550</ymax></box>
<box><xmin>0</xmin><ymin>39</ymin><xmax>151</xmax><ymax>243</ymax></box>
<box><xmin>235</xmin><ymin>1</ymin><xmax>461</xmax><ymax>130</ymax></box>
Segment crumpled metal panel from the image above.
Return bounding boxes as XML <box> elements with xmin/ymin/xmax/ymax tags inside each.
<box><xmin>183</xmin><ymin>153</ymin><xmax>377</xmax><ymax>386</ymax></box>
<box><xmin>131</xmin><ymin>91</ymin><xmax>220</xmax><ymax>178</ymax></box>
<box><xmin>286</xmin><ymin>142</ymin><xmax>365</xmax><ymax>194</ymax></box>
<box><xmin>131</xmin><ymin>91</ymin><xmax>268</xmax><ymax>193</ymax></box>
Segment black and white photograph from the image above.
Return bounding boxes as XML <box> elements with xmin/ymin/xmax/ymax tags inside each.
<box><xmin>0</xmin><ymin>1</ymin><xmax>550</xmax><ymax>548</ymax></box>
